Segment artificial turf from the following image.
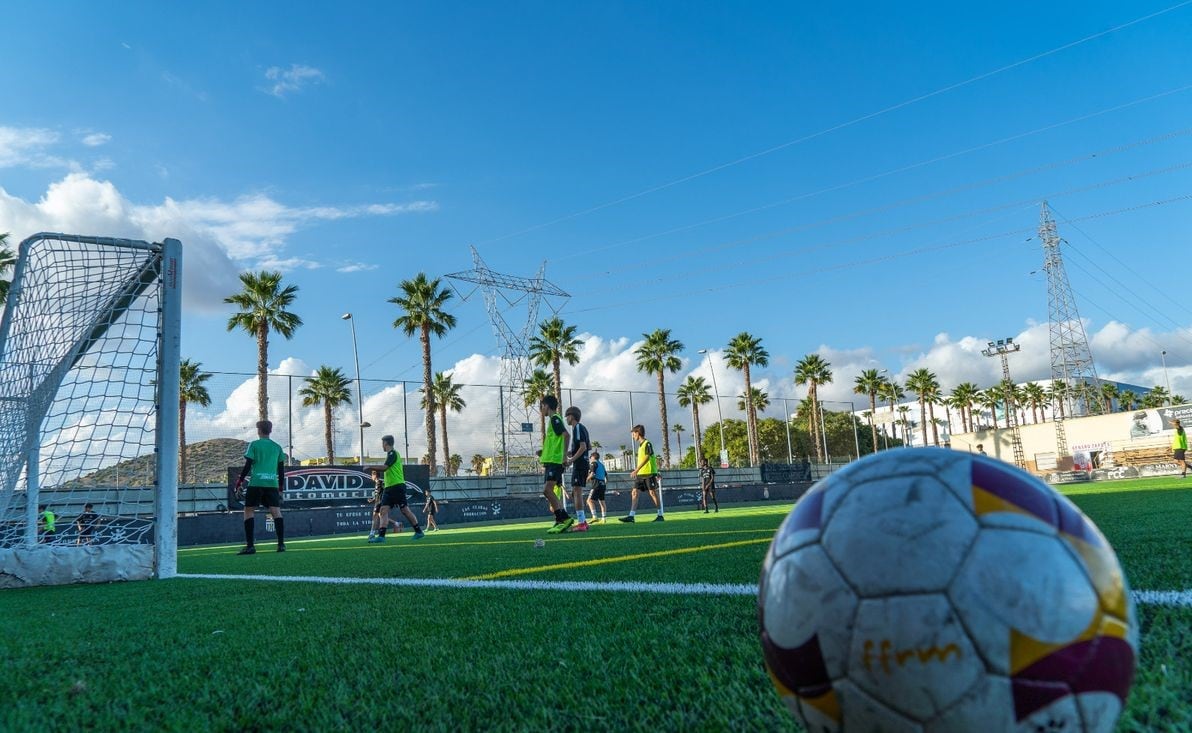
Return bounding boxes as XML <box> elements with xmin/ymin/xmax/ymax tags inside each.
<box><xmin>0</xmin><ymin>480</ymin><xmax>1188</xmax><ymax>732</ymax></box>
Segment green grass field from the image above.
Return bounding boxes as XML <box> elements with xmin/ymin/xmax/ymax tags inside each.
<box><xmin>1</xmin><ymin>477</ymin><xmax>1189</xmax><ymax>732</ymax></box>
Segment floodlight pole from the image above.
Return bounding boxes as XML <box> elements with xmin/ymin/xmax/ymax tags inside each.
<box><xmin>982</xmin><ymin>338</ymin><xmax>1026</xmax><ymax>469</ymax></box>
<box><xmin>342</xmin><ymin>314</ymin><xmax>365</xmax><ymax>468</ymax></box>
<box><xmin>1161</xmin><ymin>350</ymin><xmax>1172</xmax><ymax>405</ymax></box>
<box><xmin>699</xmin><ymin>349</ymin><xmax>728</xmax><ymax>465</ymax></box>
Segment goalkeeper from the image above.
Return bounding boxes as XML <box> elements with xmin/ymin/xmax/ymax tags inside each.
<box><xmin>234</xmin><ymin>420</ymin><xmax>287</xmax><ymax>555</ymax></box>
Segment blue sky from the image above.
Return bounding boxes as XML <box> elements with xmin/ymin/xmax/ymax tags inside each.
<box><xmin>3</xmin><ymin>1</ymin><xmax>1192</xmax><ymax>457</ymax></box>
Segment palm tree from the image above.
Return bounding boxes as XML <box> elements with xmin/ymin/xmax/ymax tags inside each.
<box><xmin>522</xmin><ymin>369</ymin><xmax>553</xmax><ymax>437</ymax></box>
<box><xmin>677</xmin><ymin>375</ymin><xmax>713</xmax><ymax>464</ymax></box>
<box><xmin>1048</xmin><ymin>381</ymin><xmax>1070</xmax><ymax>420</ymax></box>
<box><xmin>0</xmin><ymin>232</ymin><xmax>15</xmax><ymax>304</ymax></box>
<box><xmin>224</xmin><ymin>271</ymin><xmax>303</xmax><ymax>422</ymax></box>
<box><xmin>726</xmin><ymin>333</ymin><xmax>769</xmax><ymax>465</ymax></box>
<box><xmin>470</xmin><ymin>454</ymin><xmax>486</xmax><ymax>476</ymax></box>
<box><xmin>1022</xmin><ymin>382</ymin><xmax>1048</xmax><ymax>423</ymax></box>
<box><xmin>950</xmin><ymin>382</ymin><xmax>980</xmax><ymax>433</ymax></box>
<box><xmin>737</xmin><ymin>386</ymin><xmax>770</xmax><ymax>414</ymax></box>
<box><xmin>619</xmin><ymin>444</ymin><xmax>631</xmax><ymax>471</ymax></box>
<box><xmin>977</xmin><ymin>388</ymin><xmax>1002</xmax><ymax>429</ymax></box>
<box><xmin>672</xmin><ymin>423</ymin><xmax>685</xmax><ymax>460</ymax></box>
<box><xmin>635</xmin><ymin>328</ymin><xmax>684</xmax><ymax>468</ymax></box>
<box><xmin>1117</xmin><ymin>390</ymin><xmax>1137</xmax><ymax>411</ymax></box>
<box><xmin>298</xmin><ymin>366</ymin><xmax>353</xmax><ymax>463</ymax></box>
<box><xmin>390</xmin><ymin>273</ymin><xmax>456</xmax><ymax>475</ymax></box>
<box><xmin>854</xmin><ymin>369</ymin><xmax>885</xmax><ymax>453</ymax></box>
<box><xmin>794</xmin><ymin>354</ymin><xmax>833</xmax><ymax>461</ymax></box>
<box><xmin>905</xmin><ymin>369</ymin><xmax>940</xmax><ymax>447</ymax></box>
<box><xmin>529</xmin><ymin>316</ymin><xmax>584</xmax><ymax>405</ymax></box>
<box><xmin>449</xmin><ymin>454</ymin><xmax>463</xmax><ymax>475</ymax></box>
<box><xmin>423</xmin><ymin>371</ymin><xmax>466</xmax><ymax>475</ymax></box>
<box><xmin>1100</xmin><ymin>382</ymin><xmax>1119</xmax><ymax>413</ymax></box>
<box><xmin>878</xmin><ymin>380</ymin><xmax>905</xmax><ymax>443</ymax></box>
<box><xmin>921</xmin><ymin>378</ymin><xmax>943</xmax><ymax>446</ymax></box>
<box><xmin>1142</xmin><ymin>386</ymin><xmax>1170</xmax><ymax>409</ymax></box>
<box><xmin>897</xmin><ymin>406</ymin><xmax>912</xmax><ymax>444</ymax></box>
<box><xmin>178</xmin><ymin>358</ymin><xmax>212</xmax><ymax>483</ymax></box>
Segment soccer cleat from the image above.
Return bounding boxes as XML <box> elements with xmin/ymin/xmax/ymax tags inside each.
<box><xmin>653</xmin><ymin>515</ymin><xmax>665</xmax><ymax>522</ymax></box>
<box><xmin>277</xmin><ymin>544</ymin><xmax>286</xmax><ymax>553</ymax></box>
<box><xmin>618</xmin><ymin>515</ymin><xmax>635</xmax><ymax>523</ymax></box>
<box><xmin>413</xmin><ymin>530</ymin><xmax>425</xmax><ymax>540</ymax></box>
<box><xmin>548</xmin><ymin>517</ymin><xmax>575</xmax><ymax>534</ymax></box>
<box><xmin>237</xmin><ymin>546</ymin><xmax>256</xmax><ymax>555</ymax></box>
<box><xmin>571</xmin><ymin>521</ymin><xmax>589</xmax><ymax>532</ymax></box>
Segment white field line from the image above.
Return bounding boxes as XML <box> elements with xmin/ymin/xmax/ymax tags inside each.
<box><xmin>175</xmin><ymin>573</ymin><xmax>1192</xmax><ymax>606</ymax></box>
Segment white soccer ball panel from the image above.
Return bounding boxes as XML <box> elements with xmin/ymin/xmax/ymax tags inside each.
<box><xmin>835</xmin><ymin>680</ymin><xmax>924</xmax><ymax>733</ymax></box>
<box><xmin>949</xmin><ymin>529</ymin><xmax>1100</xmax><ymax>674</ymax></box>
<box><xmin>796</xmin><ymin>698</ymin><xmax>842</xmax><ymax>733</ymax></box>
<box><xmin>762</xmin><ymin>544</ymin><xmax>858</xmax><ymax>680</ymax></box>
<box><xmin>1014</xmin><ymin>692</ymin><xmax>1082</xmax><ymax>733</ymax></box>
<box><xmin>1076</xmin><ymin>691</ymin><xmax>1124</xmax><ymax>733</ymax></box>
<box><xmin>925</xmin><ymin>676</ymin><xmax>1015</xmax><ymax>733</ymax></box>
<box><xmin>822</xmin><ymin>472</ymin><xmax>977</xmax><ymax>595</ymax></box>
<box><xmin>848</xmin><ymin>595</ymin><xmax>983</xmax><ymax>722</ymax></box>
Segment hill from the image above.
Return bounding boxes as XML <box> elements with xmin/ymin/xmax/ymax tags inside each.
<box><xmin>62</xmin><ymin>438</ymin><xmax>248</xmax><ymax>487</ymax></box>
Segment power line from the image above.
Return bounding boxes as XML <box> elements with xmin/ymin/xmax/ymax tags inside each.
<box><xmin>480</xmin><ymin>1</ymin><xmax>1192</xmax><ymax>245</ymax></box>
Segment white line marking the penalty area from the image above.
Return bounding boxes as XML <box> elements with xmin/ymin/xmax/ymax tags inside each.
<box><xmin>175</xmin><ymin>573</ymin><xmax>1192</xmax><ymax>606</ymax></box>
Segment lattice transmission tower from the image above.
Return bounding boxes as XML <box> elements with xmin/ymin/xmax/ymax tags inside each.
<box><xmin>1040</xmin><ymin>201</ymin><xmax>1101</xmax><ymax>464</ymax></box>
<box><xmin>446</xmin><ymin>247</ymin><xmax>568</xmax><ymax>473</ymax></box>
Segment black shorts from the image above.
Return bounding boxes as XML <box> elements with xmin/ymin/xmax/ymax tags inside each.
<box><xmin>245</xmin><ymin>485</ymin><xmax>282</xmax><ymax>508</ymax></box>
<box><xmin>380</xmin><ymin>484</ymin><xmax>408</xmax><ymax>508</ymax></box>
<box><xmin>1175</xmin><ymin>449</ymin><xmax>1187</xmax><ymax>461</ymax></box>
<box><xmin>570</xmin><ymin>460</ymin><xmax>590</xmax><ymax>487</ymax></box>
<box><xmin>634</xmin><ymin>475</ymin><xmax>659</xmax><ymax>492</ymax></box>
<box><xmin>543</xmin><ymin>463</ymin><xmax>564</xmax><ymax>484</ymax></box>
<box><xmin>588</xmin><ymin>481</ymin><xmax>607</xmax><ymax>501</ymax></box>
<box><xmin>426</xmin><ymin>504</ymin><xmax>437</xmax><ymax>516</ymax></box>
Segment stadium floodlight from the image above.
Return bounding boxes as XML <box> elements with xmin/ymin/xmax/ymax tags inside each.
<box><xmin>0</xmin><ymin>233</ymin><xmax>181</xmax><ymax>587</ymax></box>
<box><xmin>698</xmin><ymin>349</ymin><xmax>729</xmax><ymax>468</ymax></box>
<box><xmin>341</xmin><ymin>313</ymin><xmax>366</xmax><ymax>468</ymax></box>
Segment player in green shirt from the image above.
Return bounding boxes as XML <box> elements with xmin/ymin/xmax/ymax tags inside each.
<box><xmin>369</xmin><ymin>435</ymin><xmax>424</xmax><ymax>542</ymax></box>
<box><xmin>38</xmin><ymin>504</ymin><xmax>56</xmax><ymax>543</ymax></box>
<box><xmin>619</xmin><ymin>424</ymin><xmax>664</xmax><ymax>523</ymax></box>
<box><xmin>234</xmin><ymin>420</ymin><xmax>288</xmax><ymax>555</ymax></box>
<box><xmin>1172</xmin><ymin>418</ymin><xmax>1190</xmax><ymax>477</ymax></box>
<box><xmin>540</xmin><ymin>395</ymin><xmax>574</xmax><ymax>534</ymax></box>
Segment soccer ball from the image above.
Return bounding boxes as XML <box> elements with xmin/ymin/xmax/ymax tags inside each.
<box><xmin>759</xmin><ymin>448</ymin><xmax>1137</xmax><ymax>732</ymax></box>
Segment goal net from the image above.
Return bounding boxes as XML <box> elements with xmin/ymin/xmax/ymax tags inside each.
<box><xmin>0</xmin><ymin>233</ymin><xmax>181</xmax><ymax>588</ymax></box>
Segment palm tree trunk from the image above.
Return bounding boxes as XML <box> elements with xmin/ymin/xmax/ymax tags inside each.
<box><xmin>324</xmin><ymin>401</ymin><xmax>334</xmax><ymax>462</ymax></box>
<box><xmin>440</xmin><ymin>404</ymin><xmax>451</xmax><ymax>476</ymax></box>
<box><xmin>743</xmin><ymin>364</ymin><xmax>757</xmax><ymax>465</ymax></box>
<box><xmin>179</xmin><ymin>400</ymin><xmax>187</xmax><ymax>483</ymax></box>
<box><xmin>552</xmin><ymin>356</ymin><xmax>562</xmax><ymax>407</ymax></box>
<box><xmin>692</xmin><ymin>405</ymin><xmax>703</xmax><ymax>464</ymax></box>
<box><xmin>256</xmin><ymin>324</ymin><xmax>269</xmax><ymax>422</ymax></box>
<box><xmin>869</xmin><ymin>393</ymin><xmax>878</xmax><ymax>452</ymax></box>
<box><xmin>421</xmin><ymin>325</ymin><xmax>437</xmax><ymax>473</ymax></box>
<box><xmin>810</xmin><ymin>383</ymin><xmax>823</xmax><ymax>462</ymax></box>
<box><xmin>675</xmin><ymin>429</ymin><xmax>682</xmax><ymax>460</ymax></box>
<box><xmin>656</xmin><ymin>371</ymin><xmax>671</xmax><ymax>468</ymax></box>
<box><xmin>918</xmin><ymin>398</ymin><xmax>927</xmax><ymax>447</ymax></box>
<box><xmin>929</xmin><ymin>403</ymin><xmax>939</xmax><ymax>446</ymax></box>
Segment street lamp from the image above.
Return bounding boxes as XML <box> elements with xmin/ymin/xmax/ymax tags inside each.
<box><xmin>342</xmin><ymin>313</ymin><xmax>366</xmax><ymax>468</ymax></box>
<box><xmin>1161</xmin><ymin>350</ymin><xmax>1172</xmax><ymax>405</ymax></box>
<box><xmin>698</xmin><ymin>349</ymin><xmax>728</xmax><ymax>468</ymax></box>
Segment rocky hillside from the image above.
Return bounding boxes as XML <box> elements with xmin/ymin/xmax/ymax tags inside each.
<box><xmin>63</xmin><ymin>438</ymin><xmax>249</xmax><ymax>487</ymax></box>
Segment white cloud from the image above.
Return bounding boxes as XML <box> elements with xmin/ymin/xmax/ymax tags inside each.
<box><xmin>337</xmin><ymin>262</ymin><xmax>379</xmax><ymax>273</ymax></box>
<box><xmin>264</xmin><ymin>64</ymin><xmax>325</xmax><ymax>97</ymax></box>
<box><xmin>0</xmin><ymin>126</ymin><xmax>73</xmax><ymax>169</ymax></box>
<box><xmin>0</xmin><ymin>173</ymin><xmax>436</xmax><ymax>312</ymax></box>
<box><xmin>81</xmin><ymin>132</ymin><xmax>111</xmax><ymax>147</ymax></box>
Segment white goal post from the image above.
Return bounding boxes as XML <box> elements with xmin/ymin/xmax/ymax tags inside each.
<box><xmin>0</xmin><ymin>233</ymin><xmax>181</xmax><ymax>588</ymax></box>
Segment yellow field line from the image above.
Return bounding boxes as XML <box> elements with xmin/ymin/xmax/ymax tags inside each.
<box><xmin>463</xmin><ymin>538</ymin><xmax>771</xmax><ymax>581</ymax></box>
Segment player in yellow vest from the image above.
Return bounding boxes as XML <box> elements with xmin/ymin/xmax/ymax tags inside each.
<box><xmin>540</xmin><ymin>394</ymin><xmax>574</xmax><ymax>534</ymax></box>
<box><xmin>1172</xmin><ymin>418</ymin><xmax>1190</xmax><ymax>477</ymax></box>
<box><xmin>619</xmin><ymin>424</ymin><xmax>665</xmax><ymax>523</ymax></box>
<box><xmin>369</xmin><ymin>434</ymin><xmax>424</xmax><ymax>542</ymax></box>
<box><xmin>234</xmin><ymin>420</ymin><xmax>287</xmax><ymax>554</ymax></box>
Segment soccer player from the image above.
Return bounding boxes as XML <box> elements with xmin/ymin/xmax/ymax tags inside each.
<box><xmin>1173</xmin><ymin>419</ymin><xmax>1191</xmax><ymax>477</ymax></box>
<box><xmin>619</xmin><ymin>424</ymin><xmax>664</xmax><ymax>523</ymax></box>
<box><xmin>369</xmin><ymin>434</ymin><xmax>424</xmax><ymax>542</ymax></box>
<box><xmin>563</xmin><ymin>406</ymin><xmax>591</xmax><ymax>532</ymax></box>
<box><xmin>76</xmin><ymin>503</ymin><xmax>100</xmax><ymax>545</ymax></box>
<box><xmin>368</xmin><ymin>494</ymin><xmax>402</xmax><ymax>540</ymax></box>
<box><xmin>699</xmin><ymin>458</ymin><xmax>718</xmax><ymax>513</ymax></box>
<box><xmin>234</xmin><ymin>420</ymin><xmax>287</xmax><ymax>554</ymax></box>
<box><xmin>540</xmin><ymin>395</ymin><xmax>574</xmax><ymax>534</ymax></box>
<box><xmin>38</xmin><ymin>504</ymin><xmax>56</xmax><ymax>543</ymax></box>
<box><xmin>423</xmin><ymin>488</ymin><xmax>440</xmax><ymax>531</ymax></box>
<box><xmin>586</xmin><ymin>451</ymin><xmax>608</xmax><ymax>523</ymax></box>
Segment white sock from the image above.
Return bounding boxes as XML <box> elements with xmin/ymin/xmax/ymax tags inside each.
<box><xmin>657</xmin><ymin>509</ymin><xmax>664</xmax><ymax>516</ymax></box>
<box><xmin>629</xmin><ymin>510</ymin><xmax>636</xmax><ymax>517</ymax></box>
<box><xmin>577</xmin><ymin>510</ymin><xmax>586</xmax><ymax>522</ymax></box>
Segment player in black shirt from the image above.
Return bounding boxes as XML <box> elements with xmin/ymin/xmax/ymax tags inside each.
<box><xmin>75</xmin><ymin>503</ymin><xmax>100</xmax><ymax>545</ymax></box>
<box><xmin>699</xmin><ymin>459</ymin><xmax>718</xmax><ymax>513</ymax></box>
<box><xmin>563</xmin><ymin>406</ymin><xmax>591</xmax><ymax>532</ymax></box>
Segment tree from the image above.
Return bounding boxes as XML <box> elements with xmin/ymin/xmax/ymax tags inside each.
<box><xmin>0</xmin><ymin>232</ymin><xmax>15</xmax><ymax>304</ymax></box>
<box><xmin>854</xmin><ymin>369</ymin><xmax>885</xmax><ymax>453</ymax></box>
<box><xmin>390</xmin><ymin>273</ymin><xmax>456</xmax><ymax>476</ymax></box>
<box><xmin>736</xmin><ymin>386</ymin><xmax>770</xmax><ymax>414</ymax></box>
<box><xmin>299</xmin><ymin>366</ymin><xmax>353</xmax><ymax>464</ymax></box>
<box><xmin>470</xmin><ymin>454</ymin><xmax>486</xmax><ymax>475</ymax></box>
<box><xmin>878</xmin><ymin>379</ymin><xmax>906</xmax><ymax>443</ymax></box>
<box><xmin>178</xmin><ymin>359</ymin><xmax>212</xmax><ymax>482</ymax></box>
<box><xmin>522</xmin><ymin>369</ymin><xmax>553</xmax><ymax>437</ymax></box>
<box><xmin>1100</xmin><ymin>382</ymin><xmax>1119</xmax><ymax>413</ymax></box>
<box><xmin>977</xmin><ymin>388</ymin><xmax>1002</xmax><ymax>429</ymax></box>
<box><xmin>634</xmin><ymin>328</ymin><xmax>684</xmax><ymax>468</ymax></box>
<box><xmin>1021</xmin><ymin>382</ymin><xmax>1048</xmax><ymax>424</ymax></box>
<box><xmin>794</xmin><ymin>354</ymin><xmax>833</xmax><ymax>461</ymax></box>
<box><xmin>422</xmin><ymin>371</ymin><xmax>466</xmax><ymax>475</ymax></box>
<box><xmin>677</xmin><ymin>376</ymin><xmax>713</xmax><ymax>465</ymax></box>
<box><xmin>672</xmin><ymin>423</ymin><xmax>685</xmax><ymax>458</ymax></box>
<box><xmin>897</xmin><ymin>405</ymin><xmax>912</xmax><ymax>444</ymax></box>
<box><xmin>1142</xmin><ymin>386</ymin><xmax>1170</xmax><ymax>409</ymax></box>
<box><xmin>905</xmin><ymin>368</ymin><xmax>940</xmax><ymax>447</ymax></box>
<box><xmin>725</xmin><ymin>333</ymin><xmax>769</xmax><ymax>466</ymax></box>
<box><xmin>1048</xmin><ymin>381</ymin><xmax>1070</xmax><ymax>420</ymax></box>
<box><xmin>529</xmin><ymin>316</ymin><xmax>583</xmax><ymax>405</ymax></box>
<box><xmin>1117</xmin><ymin>390</ymin><xmax>1137</xmax><ymax>412</ymax></box>
<box><xmin>449</xmin><ymin>454</ymin><xmax>463</xmax><ymax>475</ymax></box>
<box><xmin>950</xmin><ymin>382</ymin><xmax>980</xmax><ymax>433</ymax></box>
<box><xmin>224</xmin><ymin>271</ymin><xmax>303</xmax><ymax>422</ymax></box>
